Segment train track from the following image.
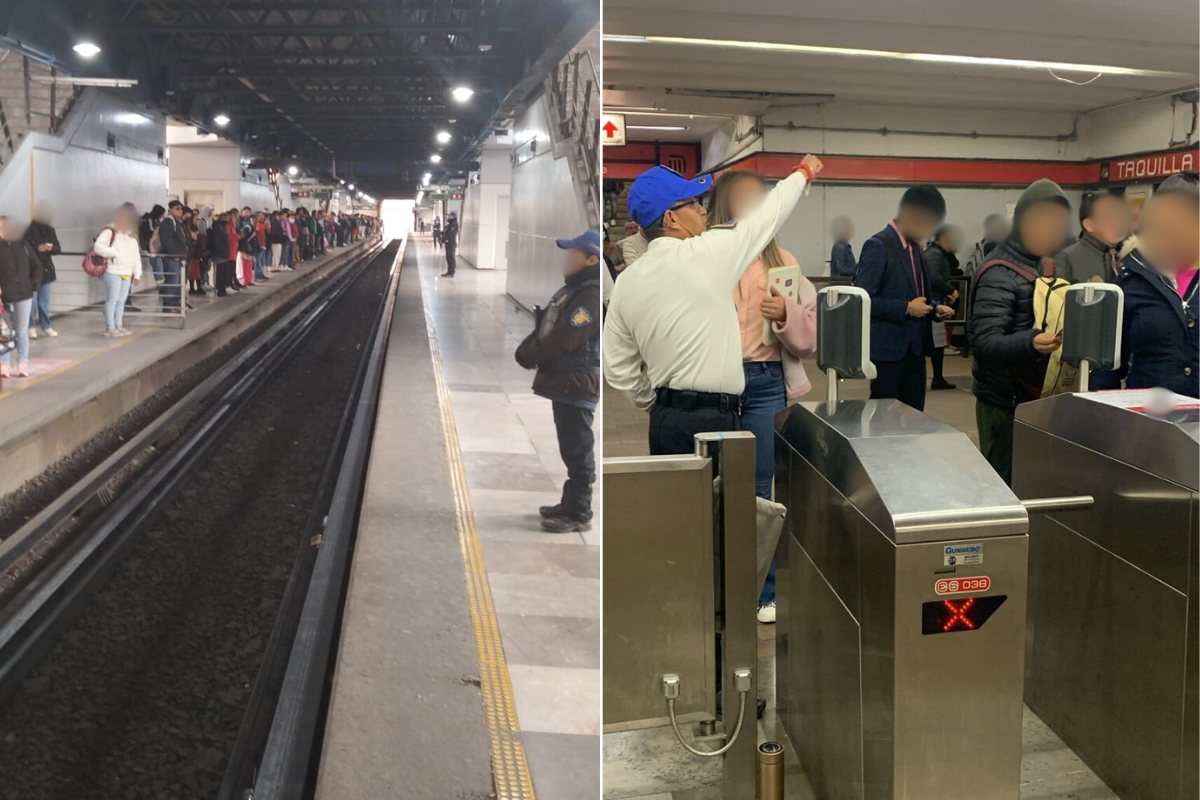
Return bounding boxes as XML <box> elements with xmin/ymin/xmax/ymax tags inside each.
<box><xmin>0</xmin><ymin>238</ymin><xmax>403</xmax><ymax>800</ymax></box>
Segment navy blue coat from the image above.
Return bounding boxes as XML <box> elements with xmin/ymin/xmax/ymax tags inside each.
<box><xmin>830</xmin><ymin>241</ymin><xmax>856</xmax><ymax>277</ymax></box>
<box><xmin>1093</xmin><ymin>250</ymin><xmax>1199</xmax><ymax>398</ymax></box>
<box><xmin>855</xmin><ymin>225</ymin><xmax>931</xmax><ymax>362</ymax></box>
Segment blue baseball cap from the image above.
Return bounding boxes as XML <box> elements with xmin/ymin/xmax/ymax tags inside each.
<box><xmin>627</xmin><ymin>166</ymin><xmax>713</xmax><ymax>228</ymax></box>
<box><xmin>555</xmin><ymin>229</ymin><xmax>601</xmax><ymax>258</ymax></box>
<box><xmin>448</xmin><ymin>210</ymin><xmax>457</xmax><ymax>217</ymax></box>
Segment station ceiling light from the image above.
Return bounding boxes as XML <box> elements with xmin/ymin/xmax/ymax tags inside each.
<box><xmin>601</xmin><ymin>34</ymin><xmax>1191</xmax><ymax>79</ymax></box>
<box><xmin>287</xmin><ymin>165</ymin><xmax>298</xmax><ymax>176</ymax></box>
<box><xmin>348</xmin><ymin>183</ymin><xmax>355</xmax><ymax>190</ymax></box>
<box><xmin>628</xmin><ymin>125</ymin><xmax>689</xmax><ymax>131</ymax></box>
<box><xmin>213</xmin><ymin>113</ymin><xmax>230</xmax><ymax>127</ymax></box>
<box><xmin>73</xmin><ymin>42</ymin><xmax>101</xmax><ymax>58</ymax></box>
<box><xmin>451</xmin><ymin>86</ymin><xmax>474</xmax><ymax>103</ymax></box>
<box><xmin>436</xmin><ymin>131</ymin><xmax>452</xmax><ymax>143</ymax></box>
<box><xmin>430</xmin><ymin>154</ymin><xmax>442</xmax><ymax>163</ymax></box>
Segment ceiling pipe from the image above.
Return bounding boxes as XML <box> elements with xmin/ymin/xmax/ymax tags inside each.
<box><xmin>755</xmin><ymin>120</ymin><xmax>1078</xmax><ymax>143</ymax></box>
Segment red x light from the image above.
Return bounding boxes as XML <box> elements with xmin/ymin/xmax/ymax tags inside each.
<box><xmin>921</xmin><ymin>595</ymin><xmax>1007</xmax><ymax>635</ymax></box>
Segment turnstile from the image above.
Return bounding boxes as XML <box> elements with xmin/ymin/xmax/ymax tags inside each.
<box><xmin>604</xmin><ymin>432</ymin><xmax>760</xmax><ymax>799</ymax></box>
<box><xmin>1015</xmin><ymin>390</ymin><xmax>1199</xmax><ymax>800</ymax></box>
<box><xmin>774</xmin><ymin>399</ymin><xmax>1032</xmax><ymax>800</ymax></box>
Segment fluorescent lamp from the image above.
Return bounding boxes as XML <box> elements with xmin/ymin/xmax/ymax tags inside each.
<box><xmin>451</xmin><ymin>86</ymin><xmax>474</xmax><ymax>102</ymax></box>
<box><xmin>287</xmin><ymin>165</ymin><xmax>298</xmax><ymax>176</ymax></box>
<box><xmin>601</xmin><ymin>34</ymin><xmax>1189</xmax><ymax>78</ymax></box>
<box><xmin>628</xmin><ymin>125</ymin><xmax>689</xmax><ymax>131</ymax></box>
<box><xmin>73</xmin><ymin>42</ymin><xmax>101</xmax><ymax>58</ymax></box>
<box><xmin>348</xmin><ymin>183</ymin><xmax>355</xmax><ymax>190</ymax></box>
<box><xmin>213</xmin><ymin>113</ymin><xmax>230</xmax><ymax>127</ymax></box>
<box><xmin>436</xmin><ymin>131</ymin><xmax>452</xmax><ymax>143</ymax></box>
<box><xmin>431</xmin><ymin>154</ymin><xmax>442</xmax><ymax>163</ymax></box>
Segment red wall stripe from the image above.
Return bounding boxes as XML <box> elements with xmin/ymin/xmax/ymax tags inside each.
<box><xmin>602</xmin><ymin>143</ymin><xmax>1199</xmax><ymax>189</ymax></box>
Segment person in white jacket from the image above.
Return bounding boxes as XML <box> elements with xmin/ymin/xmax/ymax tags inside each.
<box><xmin>92</xmin><ymin>203</ymin><xmax>143</xmax><ymax>337</ymax></box>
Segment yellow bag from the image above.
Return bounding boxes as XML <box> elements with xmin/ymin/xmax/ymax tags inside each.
<box><xmin>1034</xmin><ymin>275</ymin><xmax>1077</xmax><ymax>396</ymax></box>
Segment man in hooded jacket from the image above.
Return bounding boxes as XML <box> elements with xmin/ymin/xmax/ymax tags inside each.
<box><xmin>968</xmin><ymin>179</ymin><xmax>1071</xmax><ymax>484</ymax></box>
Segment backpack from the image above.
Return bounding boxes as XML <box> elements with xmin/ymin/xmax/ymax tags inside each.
<box><xmin>82</xmin><ymin>226</ymin><xmax>115</xmax><ymax>277</ymax></box>
<box><xmin>971</xmin><ymin>256</ymin><xmax>1075</xmax><ymax>401</ymax></box>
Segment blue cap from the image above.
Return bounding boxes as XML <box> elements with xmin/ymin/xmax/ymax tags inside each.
<box><xmin>555</xmin><ymin>229</ymin><xmax>601</xmax><ymax>258</ymax></box>
<box><xmin>448</xmin><ymin>210</ymin><xmax>457</xmax><ymax>217</ymax></box>
<box><xmin>627</xmin><ymin>166</ymin><xmax>713</xmax><ymax>228</ymax></box>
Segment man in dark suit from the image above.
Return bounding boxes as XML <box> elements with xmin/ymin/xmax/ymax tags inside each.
<box><xmin>854</xmin><ymin>185</ymin><xmax>954</xmax><ymax>411</ymax></box>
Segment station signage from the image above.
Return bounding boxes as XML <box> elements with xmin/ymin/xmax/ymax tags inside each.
<box><xmin>1102</xmin><ymin>147</ymin><xmax>1198</xmax><ymax>184</ymax></box>
<box><xmin>601</xmin><ymin>113</ymin><xmax>626</xmax><ymax>146</ymax></box>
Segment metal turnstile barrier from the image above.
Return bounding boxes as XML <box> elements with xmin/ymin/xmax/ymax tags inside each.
<box><xmin>603</xmin><ymin>432</ymin><xmax>759</xmax><ymax>799</ymax></box>
<box><xmin>1015</xmin><ymin>390</ymin><xmax>1200</xmax><ymax>800</ymax></box>
<box><xmin>775</xmin><ymin>399</ymin><xmax>1033</xmax><ymax>800</ymax></box>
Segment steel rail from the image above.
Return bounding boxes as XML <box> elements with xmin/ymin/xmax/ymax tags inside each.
<box><xmin>252</xmin><ymin>239</ymin><xmax>407</xmax><ymax>799</ymax></box>
<box><xmin>0</xmin><ymin>240</ymin><xmax>387</xmax><ymax>703</ymax></box>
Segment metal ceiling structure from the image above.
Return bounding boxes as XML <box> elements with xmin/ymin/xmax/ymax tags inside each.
<box><xmin>8</xmin><ymin>0</ymin><xmax>597</xmax><ymax>196</ymax></box>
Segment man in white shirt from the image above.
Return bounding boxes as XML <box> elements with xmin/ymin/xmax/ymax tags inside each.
<box><xmin>617</xmin><ymin>220</ymin><xmax>648</xmax><ymax>268</ymax></box>
<box><xmin>603</xmin><ymin>157</ymin><xmax>822</xmax><ymax>454</ymax></box>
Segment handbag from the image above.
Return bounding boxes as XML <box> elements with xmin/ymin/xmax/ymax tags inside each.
<box><xmin>83</xmin><ymin>227</ymin><xmax>115</xmax><ymax>277</ymax></box>
<box><xmin>0</xmin><ymin>308</ymin><xmax>15</xmax><ymax>355</ymax></box>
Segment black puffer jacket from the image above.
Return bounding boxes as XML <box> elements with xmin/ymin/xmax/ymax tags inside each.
<box><xmin>0</xmin><ymin>239</ymin><xmax>44</xmax><ymax>303</ymax></box>
<box><xmin>968</xmin><ymin>239</ymin><xmax>1048</xmax><ymax>410</ymax></box>
<box><xmin>923</xmin><ymin>243</ymin><xmax>960</xmax><ymax>300</ymax></box>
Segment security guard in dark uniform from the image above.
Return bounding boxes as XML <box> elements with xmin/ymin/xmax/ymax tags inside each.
<box><xmin>441</xmin><ymin>211</ymin><xmax>460</xmax><ymax>277</ymax></box>
<box><xmin>515</xmin><ymin>230</ymin><xmax>602</xmax><ymax>533</ymax></box>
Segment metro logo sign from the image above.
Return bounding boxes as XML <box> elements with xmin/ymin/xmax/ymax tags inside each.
<box><xmin>601</xmin><ymin>113</ymin><xmax>626</xmax><ymax>146</ymax></box>
<box><xmin>935</xmin><ymin>576</ymin><xmax>991</xmax><ymax>596</ymax></box>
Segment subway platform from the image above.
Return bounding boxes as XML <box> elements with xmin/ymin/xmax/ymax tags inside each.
<box><xmin>316</xmin><ymin>236</ymin><xmax>600</xmax><ymax>799</ymax></box>
<box><xmin>602</xmin><ymin>368</ymin><xmax>1118</xmax><ymax>800</ymax></box>
<box><xmin>0</xmin><ymin>239</ymin><xmax>374</xmax><ymax>501</ymax></box>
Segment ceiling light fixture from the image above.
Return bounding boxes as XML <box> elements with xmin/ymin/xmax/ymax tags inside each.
<box><xmin>452</xmin><ymin>86</ymin><xmax>474</xmax><ymax>102</ymax></box>
<box><xmin>73</xmin><ymin>42</ymin><xmax>101</xmax><ymax>58</ymax></box>
<box><xmin>430</xmin><ymin>154</ymin><xmax>442</xmax><ymax>163</ymax></box>
<box><xmin>436</xmin><ymin>131</ymin><xmax>452</xmax><ymax>143</ymax></box>
<box><xmin>287</xmin><ymin>165</ymin><xmax>298</xmax><ymax>176</ymax></box>
<box><xmin>213</xmin><ymin>113</ymin><xmax>230</xmax><ymax>127</ymax></box>
<box><xmin>348</xmin><ymin>183</ymin><xmax>355</xmax><ymax>190</ymax></box>
<box><xmin>628</xmin><ymin>125</ymin><xmax>689</xmax><ymax>131</ymax></box>
<box><xmin>601</xmin><ymin>34</ymin><xmax>1190</xmax><ymax>78</ymax></box>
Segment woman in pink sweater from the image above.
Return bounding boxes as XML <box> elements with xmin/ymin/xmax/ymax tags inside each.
<box><xmin>709</xmin><ymin>171</ymin><xmax>817</xmax><ymax>620</ymax></box>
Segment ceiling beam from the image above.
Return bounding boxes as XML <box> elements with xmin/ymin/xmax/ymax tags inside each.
<box><xmin>144</xmin><ymin>51</ymin><xmax>504</xmax><ymax>62</ymax></box>
<box><xmin>98</xmin><ymin>24</ymin><xmax>505</xmax><ymax>35</ymax></box>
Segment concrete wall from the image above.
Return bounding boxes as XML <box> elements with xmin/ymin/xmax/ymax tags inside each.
<box><xmin>1070</xmin><ymin>94</ymin><xmax>1197</xmax><ymax>160</ymax></box>
<box><xmin>507</xmin><ymin>94</ymin><xmax>586</xmax><ymax>310</ymax></box>
<box><xmin>166</xmin><ymin>129</ymin><xmax>285</xmax><ymax>211</ymax></box>
<box><xmin>0</xmin><ymin>89</ymin><xmax>168</xmax><ymax>313</ymax></box>
<box><xmin>459</xmin><ymin>146</ymin><xmax>513</xmax><ymax>271</ymax></box>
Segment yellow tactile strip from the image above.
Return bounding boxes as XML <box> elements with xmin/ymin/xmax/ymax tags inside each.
<box><xmin>422</xmin><ymin>284</ymin><xmax>537</xmax><ymax>799</ymax></box>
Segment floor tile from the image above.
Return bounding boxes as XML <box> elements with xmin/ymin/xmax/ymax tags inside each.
<box><xmin>522</xmin><ymin>732</ymin><xmax>602</xmax><ymax>800</ymax></box>
<box><xmin>489</xmin><ymin>573</ymin><xmax>600</xmax><ymax>619</ymax></box>
<box><xmin>509</xmin><ymin>664</ymin><xmax>601</xmax><ymax>735</ymax></box>
<box><xmin>498</xmin><ymin>614</ymin><xmax>601</xmax><ymax>670</ymax></box>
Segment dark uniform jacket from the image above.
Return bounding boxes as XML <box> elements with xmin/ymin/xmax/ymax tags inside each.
<box><xmin>515</xmin><ymin>269</ymin><xmax>601</xmax><ymax>410</ymax></box>
<box><xmin>443</xmin><ymin>218</ymin><xmax>459</xmax><ymax>249</ymax></box>
<box><xmin>0</xmin><ymin>239</ymin><xmax>44</xmax><ymax>303</ymax></box>
<box><xmin>830</xmin><ymin>240</ymin><xmax>856</xmax><ymax>278</ymax></box>
<box><xmin>23</xmin><ymin>220</ymin><xmax>61</xmax><ymax>284</ymax></box>
<box><xmin>1092</xmin><ymin>250</ymin><xmax>1199</xmax><ymax>398</ymax></box>
<box><xmin>1055</xmin><ymin>232</ymin><xmax>1120</xmax><ymax>284</ymax></box>
<box><xmin>967</xmin><ymin>240</ymin><xmax>1048</xmax><ymax>410</ymax></box>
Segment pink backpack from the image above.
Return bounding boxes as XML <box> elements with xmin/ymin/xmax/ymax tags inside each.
<box><xmin>82</xmin><ymin>226</ymin><xmax>115</xmax><ymax>277</ymax></box>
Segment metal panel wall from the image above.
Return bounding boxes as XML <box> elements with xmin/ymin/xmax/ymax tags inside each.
<box><xmin>506</xmin><ymin>94</ymin><xmax>586</xmax><ymax>310</ymax></box>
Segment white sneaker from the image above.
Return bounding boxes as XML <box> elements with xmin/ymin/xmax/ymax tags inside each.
<box><xmin>104</xmin><ymin>328</ymin><xmax>117</xmax><ymax>337</ymax></box>
<box><xmin>43</xmin><ymin>328</ymin><xmax>58</xmax><ymax>337</ymax></box>
<box><xmin>757</xmin><ymin>601</ymin><xmax>776</xmax><ymax>624</ymax></box>
<box><xmin>27</xmin><ymin>327</ymin><xmax>37</xmax><ymax>339</ymax></box>
<box><xmin>117</xmin><ymin>328</ymin><xmax>131</xmax><ymax>336</ymax></box>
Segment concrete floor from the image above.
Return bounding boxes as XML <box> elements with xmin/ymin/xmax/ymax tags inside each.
<box><xmin>601</xmin><ymin>358</ymin><xmax>1119</xmax><ymax>800</ymax></box>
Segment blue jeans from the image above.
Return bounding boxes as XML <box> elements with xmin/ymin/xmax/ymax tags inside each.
<box><xmin>29</xmin><ymin>282</ymin><xmax>51</xmax><ymax>330</ymax></box>
<box><xmin>739</xmin><ymin>360</ymin><xmax>787</xmax><ymax>604</ymax></box>
<box><xmin>283</xmin><ymin>242</ymin><xmax>294</xmax><ymax>267</ymax></box>
<box><xmin>254</xmin><ymin>249</ymin><xmax>268</xmax><ymax>279</ymax></box>
<box><xmin>102</xmin><ymin>272</ymin><xmax>132</xmax><ymax>329</ymax></box>
<box><xmin>159</xmin><ymin>257</ymin><xmax>182</xmax><ymax>309</ymax></box>
<box><xmin>2</xmin><ymin>299</ymin><xmax>31</xmax><ymax>363</ymax></box>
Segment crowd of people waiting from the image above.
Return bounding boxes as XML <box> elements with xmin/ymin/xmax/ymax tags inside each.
<box><xmin>0</xmin><ymin>198</ymin><xmax>377</xmax><ymax>379</ymax></box>
<box><xmin>603</xmin><ymin>159</ymin><xmax>1199</xmax><ymax>623</ymax></box>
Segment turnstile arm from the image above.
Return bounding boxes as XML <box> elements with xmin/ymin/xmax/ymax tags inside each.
<box><xmin>1021</xmin><ymin>495</ymin><xmax>1094</xmax><ymax>514</ymax></box>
